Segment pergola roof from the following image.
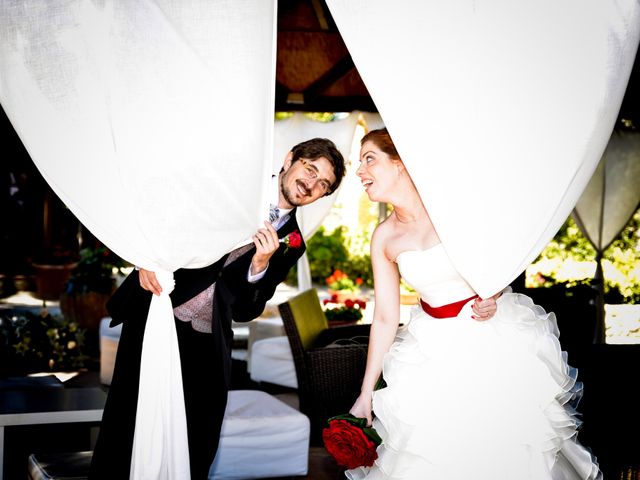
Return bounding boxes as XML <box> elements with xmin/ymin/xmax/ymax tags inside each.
<box><xmin>275</xmin><ymin>0</ymin><xmax>375</xmax><ymax>112</ymax></box>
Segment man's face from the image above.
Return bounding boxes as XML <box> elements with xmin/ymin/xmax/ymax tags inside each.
<box><xmin>278</xmin><ymin>153</ymin><xmax>337</xmax><ymax>209</ymax></box>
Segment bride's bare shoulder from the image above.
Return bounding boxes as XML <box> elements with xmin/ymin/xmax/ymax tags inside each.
<box><xmin>371</xmin><ymin>217</ymin><xmax>399</xmax><ymax>261</ymax></box>
<box><xmin>372</xmin><ymin>216</ymin><xmax>395</xmax><ymax>242</ymax></box>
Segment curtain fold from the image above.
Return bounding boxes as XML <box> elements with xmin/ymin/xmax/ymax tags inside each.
<box><xmin>573</xmin><ymin>130</ymin><xmax>640</xmax><ymax>253</ymax></box>
<box><xmin>326</xmin><ymin>0</ymin><xmax>640</xmax><ymax>298</ymax></box>
<box><xmin>572</xmin><ymin>129</ymin><xmax>640</xmax><ymax>342</ymax></box>
<box><xmin>274</xmin><ymin>112</ymin><xmax>360</xmax><ymax>289</ymax></box>
<box><xmin>1</xmin><ymin>1</ymin><xmax>277</xmax><ymax>477</ymax></box>
<box><xmin>274</xmin><ymin>112</ymin><xmax>360</xmax><ymax>239</ymax></box>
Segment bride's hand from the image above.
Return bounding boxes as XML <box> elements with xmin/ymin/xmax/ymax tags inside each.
<box><xmin>350</xmin><ymin>391</ymin><xmax>374</xmax><ymax>426</ymax></box>
<box><xmin>471</xmin><ymin>292</ymin><xmax>502</xmax><ymax>321</ymax></box>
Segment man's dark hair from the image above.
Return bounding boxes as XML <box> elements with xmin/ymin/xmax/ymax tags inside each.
<box><xmin>288</xmin><ymin>138</ymin><xmax>346</xmax><ymax>195</ymax></box>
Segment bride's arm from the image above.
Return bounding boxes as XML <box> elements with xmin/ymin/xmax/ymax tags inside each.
<box><xmin>350</xmin><ymin>227</ymin><xmax>401</xmax><ymax>426</ymax></box>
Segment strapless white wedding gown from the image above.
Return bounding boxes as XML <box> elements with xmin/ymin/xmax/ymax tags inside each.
<box><xmin>346</xmin><ymin>244</ymin><xmax>601</xmax><ymax>480</ymax></box>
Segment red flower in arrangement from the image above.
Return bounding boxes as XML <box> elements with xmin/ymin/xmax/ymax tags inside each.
<box><xmin>323</xmin><ymin>296</ymin><xmax>366</xmax><ymax>322</ymax></box>
<box><xmin>282</xmin><ymin>230</ymin><xmax>302</xmax><ymax>254</ymax></box>
<box><xmin>356</xmin><ymin>277</ymin><xmax>363</xmax><ymax>286</ymax></box>
<box><xmin>323</xmin><ymin>414</ymin><xmax>382</xmax><ymax>470</ymax></box>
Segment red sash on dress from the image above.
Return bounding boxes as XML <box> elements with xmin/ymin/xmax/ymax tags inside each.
<box><xmin>420</xmin><ymin>295</ymin><xmax>478</xmax><ymax>318</ymax></box>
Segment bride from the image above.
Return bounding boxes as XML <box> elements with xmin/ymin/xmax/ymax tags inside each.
<box><xmin>347</xmin><ymin>128</ymin><xmax>601</xmax><ymax>479</ymax></box>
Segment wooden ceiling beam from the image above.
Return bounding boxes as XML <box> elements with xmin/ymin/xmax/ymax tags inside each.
<box><xmin>301</xmin><ymin>54</ymin><xmax>356</xmax><ymax>104</ymax></box>
<box><xmin>310</xmin><ymin>0</ymin><xmax>330</xmax><ymax>30</ymax></box>
<box><xmin>275</xmin><ymin>95</ymin><xmax>377</xmax><ymax>112</ymax></box>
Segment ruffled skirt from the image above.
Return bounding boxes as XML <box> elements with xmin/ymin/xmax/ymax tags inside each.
<box><xmin>346</xmin><ymin>291</ymin><xmax>601</xmax><ymax>480</ymax></box>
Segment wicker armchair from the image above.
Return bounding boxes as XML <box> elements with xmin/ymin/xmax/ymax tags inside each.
<box><xmin>278</xmin><ymin>288</ymin><xmax>370</xmax><ymax>444</ymax></box>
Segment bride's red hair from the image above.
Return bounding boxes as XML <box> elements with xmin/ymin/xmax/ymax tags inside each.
<box><xmin>360</xmin><ymin>128</ymin><xmax>400</xmax><ymax>161</ymax></box>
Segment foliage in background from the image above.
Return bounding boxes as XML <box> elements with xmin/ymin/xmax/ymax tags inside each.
<box><xmin>285</xmin><ymin>226</ymin><xmax>374</xmax><ymax>287</ymax></box>
<box><xmin>323</xmin><ymin>296</ymin><xmax>366</xmax><ymax>322</ymax></box>
<box><xmin>530</xmin><ymin>208</ymin><xmax>640</xmax><ymax>303</ymax></box>
<box><xmin>275</xmin><ymin>112</ymin><xmax>344</xmax><ymax>123</ymax></box>
<box><xmin>65</xmin><ymin>245</ymin><xmax>130</xmax><ymax>294</ymax></box>
<box><xmin>307</xmin><ymin>226</ymin><xmax>351</xmax><ymax>281</ymax></box>
<box><xmin>1</xmin><ymin>309</ymin><xmax>87</xmax><ymax>374</ymax></box>
<box><xmin>326</xmin><ymin>269</ymin><xmax>362</xmax><ymax>292</ymax></box>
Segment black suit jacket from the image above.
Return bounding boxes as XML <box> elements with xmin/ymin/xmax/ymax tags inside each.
<box><xmin>105</xmin><ymin>210</ymin><xmax>306</xmax><ymax>387</ymax></box>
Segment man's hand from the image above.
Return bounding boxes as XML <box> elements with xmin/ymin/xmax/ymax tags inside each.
<box><xmin>250</xmin><ymin>221</ymin><xmax>280</xmax><ymax>276</ymax></box>
<box><xmin>139</xmin><ymin>268</ymin><xmax>162</xmax><ymax>296</ymax></box>
<box><xmin>471</xmin><ymin>291</ymin><xmax>502</xmax><ymax>321</ymax></box>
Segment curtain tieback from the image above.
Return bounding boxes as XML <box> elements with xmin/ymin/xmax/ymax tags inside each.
<box><xmin>420</xmin><ymin>295</ymin><xmax>478</xmax><ymax>318</ymax></box>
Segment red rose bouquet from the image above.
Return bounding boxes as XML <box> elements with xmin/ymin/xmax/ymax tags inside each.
<box><xmin>322</xmin><ymin>413</ymin><xmax>382</xmax><ymax>470</ymax></box>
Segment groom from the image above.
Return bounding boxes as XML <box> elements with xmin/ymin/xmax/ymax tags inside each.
<box><xmin>90</xmin><ymin>138</ymin><xmax>346</xmax><ymax>479</ymax></box>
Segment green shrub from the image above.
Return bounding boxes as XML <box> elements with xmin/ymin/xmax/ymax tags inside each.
<box><xmin>285</xmin><ymin>226</ymin><xmax>374</xmax><ymax>287</ymax></box>
<box><xmin>531</xmin><ymin>209</ymin><xmax>639</xmax><ymax>304</ymax></box>
<box><xmin>1</xmin><ymin>309</ymin><xmax>87</xmax><ymax>374</ymax></box>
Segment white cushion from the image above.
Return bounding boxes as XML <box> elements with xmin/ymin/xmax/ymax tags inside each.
<box><xmin>246</xmin><ymin>316</ymin><xmax>285</xmax><ymax>371</ymax></box>
<box><xmin>99</xmin><ymin>316</ymin><xmax>122</xmax><ymax>340</ymax></box>
<box><xmin>209</xmin><ymin>390</ymin><xmax>309</xmax><ymax>479</ymax></box>
<box><xmin>249</xmin><ymin>336</ymin><xmax>297</xmax><ymax>389</ymax></box>
<box><xmin>99</xmin><ymin>317</ymin><xmax>122</xmax><ymax>385</ymax></box>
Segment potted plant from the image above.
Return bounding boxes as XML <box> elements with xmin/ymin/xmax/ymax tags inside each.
<box><xmin>325</xmin><ymin>270</ymin><xmax>363</xmax><ymax>303</ymax></box>
<box><xmin>1</xmin><ymin>309</ymin><xmax>87</xmax><ymax>375</ymax></box>
<box><xmin>323</xmin><ymin>295</ymin><xmax>367</xmax><ymax>326</ymax></box>
<box><xmin>59</xmin><ymin>244</ymin><xmax>129</xmax><ymax>356</ymax></box>
<box><xmin>31</xmin><ymin>250</ymin><xmax>78</xmax><ymax>302</ymax></box>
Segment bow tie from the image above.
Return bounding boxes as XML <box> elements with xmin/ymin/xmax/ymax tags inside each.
<box><xmin>269</xmin><ymin>204</ymin><xmax>280</xmax><ymax>224</ymax></box>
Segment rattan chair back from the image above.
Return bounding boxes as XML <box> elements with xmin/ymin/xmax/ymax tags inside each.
<box><xmin>280</xmin><ymin>288</ymin><xmax>328</xmax><ymax>352</ymax></box>
<box><xmin>279</xmin><ymin>288</ymin><xmax>369</xmax><ymax>444</ymax></box>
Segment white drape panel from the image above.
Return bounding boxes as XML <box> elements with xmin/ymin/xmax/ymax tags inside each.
<box><xmin>1</xmin><ymin>1</ymin><xmax>277</xmax><ymax>478</ymax></box>
<box><xmin>274</xmin><ymin>112</ymin><xmax>359</xmax><ymax>289</ymax></box>
<box><xmin>571</xmin><ymin>129</ymin><xmax>640</xmax><ymax>342</ymax></box>
<box><xmin>273</xmin><ymin>112</ymin><xmax>360</xmax><ymax>238</ymax></box>
<box><xmin>326</xmin><ymin>0</ymin><xmax>640</xmax><ymax>298</ymax></box>
<box><xmin>573</xmin><ymin>130</ymin><xmax>640</xmax><ymax>252</ymax></box>
<box><xmin>360</xmin><ymin>112</ymin><xmax>385</xmax><ymax>133</ymax></box>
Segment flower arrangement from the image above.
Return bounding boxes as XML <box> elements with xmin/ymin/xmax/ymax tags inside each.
<box><xmin>3</xmin><ymin>309</ymin><xmax>87</xmax><ymax>374</ymax></box>
<box><xmin>322</xmin><ymin>413</ymin><xmax>382</xmax><ymax>469</ymax></box>
<box><xmin>326</xmin><ymin>269</ymin><xmax>363</xmax><ymax>293</ymax></box>
<box><xmin>323</xmin><ymin>295</ymin><xmax>366</xmax><ymax>322</ymax></box>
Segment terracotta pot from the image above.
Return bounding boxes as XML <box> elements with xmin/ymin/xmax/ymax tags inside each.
<box><xmin>400</xmin><ymin>293</ymin><xmax>419</xmax><ymax>305</ymax></box>
<box><xmin>59</xmin><ymin>290</ymin><xmax>111</xmax><ymax>359</ymax></box>
<box><xmin>32</xmin><ymin>262</ymin><xmax>78</xmax><ymax>301</ymax></box>
<box><xmin>328</xmin><ymin>289</ymin><xmax>359</xmax><ymax>303</ymax></box>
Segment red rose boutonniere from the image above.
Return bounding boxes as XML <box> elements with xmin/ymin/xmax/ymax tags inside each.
<box><xmin>281</xmin><ymin>230</ymin><xmax>302</xmax><ymax>254</ymax></box>
<box><xmin>322</xmin><ymin>414</ymin><xmax>382</xmax><ymax>470</ymax></box>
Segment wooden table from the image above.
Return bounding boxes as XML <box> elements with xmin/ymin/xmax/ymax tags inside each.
<box><xmin>0</xmin><ymin>387</ymin><xmax>106</xmax><ymax>480</ymax></box>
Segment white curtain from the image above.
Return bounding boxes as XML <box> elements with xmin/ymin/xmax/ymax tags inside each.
<box><xmin>361</xmin><ymin>112</ymin><xmax>385</xmax><ymax>133</ymax></box>
<box><xmin>573</xmin><ymin>130</ymin><xmax>640</xmax><ymax>253</ymax></box>
<box><xmin>326</xmin><ymin>0</ymin><xmax>640</xmax><ymax>298</ymax></box>
<box><xmin>572</xmin><ymin>129</ymin><xmax>640</xmax><ymax>342</ymax></box>
<box><xmin>274</xmin><ymin>112</ymin><xmax>360</xmax><ymax>238</ymax></box>
<box><xmin>0</xmin><ymin>1</ymin><xmax>277</xmax><ymax>478</ymax></box>
<box><xmin>274</xmin><ymin>112</ymin><xmax>360</xmax><ymax>290</ymax></box>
